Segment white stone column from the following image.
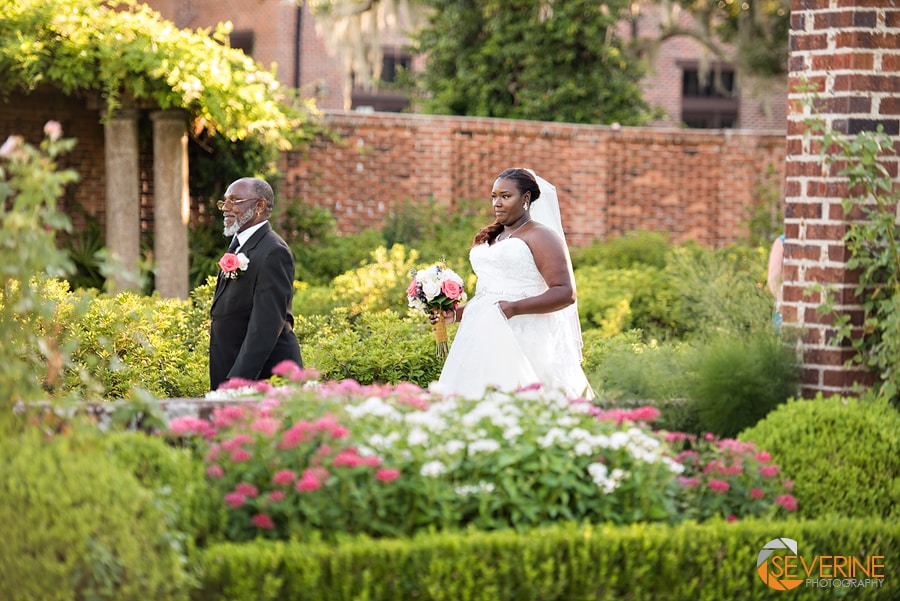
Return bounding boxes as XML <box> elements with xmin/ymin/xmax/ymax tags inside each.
<box><xmin>150</xmin><ymin>109</ymin><xmax>190</xmax><ymax>299</ymax></box>
<box><xmin>103</xmin><ymin>108</ymin><xmax>141</xmax><ymax>293</ymax></box>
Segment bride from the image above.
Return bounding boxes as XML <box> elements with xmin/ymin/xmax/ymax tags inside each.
<box><xmin>431</xmin><ymin>168</ymin><xmax>594</xmax><ymax>400</ymax></box>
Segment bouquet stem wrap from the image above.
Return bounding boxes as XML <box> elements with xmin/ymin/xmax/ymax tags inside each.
<box><xmin>431</xmin><ymin>312</ymin><xmax>449</xmax><ymax>359</ymax></box>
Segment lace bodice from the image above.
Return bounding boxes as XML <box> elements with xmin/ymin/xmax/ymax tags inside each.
<box><xmin>470</xmin><ymin>239</ymin><xmax>548</xmax><ymax>299</ymax></box>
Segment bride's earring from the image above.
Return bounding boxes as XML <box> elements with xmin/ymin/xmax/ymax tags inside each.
<box><xmin>523</xmin><ymin>201</ymin><xmax>528</xmax><ymax>210</ymax></box>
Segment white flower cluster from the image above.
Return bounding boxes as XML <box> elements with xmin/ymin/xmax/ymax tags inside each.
<box><xmin>340</xmin><ymin>387</ymin><xmax>681</xmax><ymax>498</ymax></box>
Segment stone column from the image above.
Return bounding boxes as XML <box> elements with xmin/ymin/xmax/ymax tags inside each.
<box><xmin>785</xmin><ymin>0</ymin><xmax>900</xmax><ymax>397</ymax></box>
<box><xmin>150</xmin><ymin>109</ymin><xmax>190</xmax><ymax>299</ymax></box>
<box><xmin>103</xmin><ymin>108</ymin><xmax>141</xmax><ymax>293</ymax></box>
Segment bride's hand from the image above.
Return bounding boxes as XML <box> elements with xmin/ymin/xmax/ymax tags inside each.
<box><xmin>428</xmin><ymin>309</ymin><xmax>456</xmax><ymax>325</ymax></box>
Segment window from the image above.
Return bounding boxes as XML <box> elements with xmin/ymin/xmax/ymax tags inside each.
<box><xmin>679</xmin><ymin>63</ymin><xmax>739</xmax><ymax>129</ymax></box>
<box><xmin>351</xmin><ymin>47</ymin><xmax>412</xmax><ymax>113</ymax></box>
<box><xmin>229</xmin><ymin>30</ymin><xmax>254</xmax><ymax>56</ymax></box>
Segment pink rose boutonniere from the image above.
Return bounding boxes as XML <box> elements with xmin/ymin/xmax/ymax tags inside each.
<box><xmin>219</xmin><ymin>252</ymin><xmax>249</xmax><ymax>279</ymax></box>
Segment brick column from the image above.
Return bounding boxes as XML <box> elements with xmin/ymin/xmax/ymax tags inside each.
<box><xmin>785</xmin><ymin>0</ymin><xmax>900</xmax><ymax>397</ymax></box>
<box><xmin>150</xmin><ymin>109</ymin><xmax>190</xmax><ymax>299</ymax></box>
<box><xmin>103</xmin><ymin>108</ymin><xmax>141</xmax><ymax>293</ymax></box>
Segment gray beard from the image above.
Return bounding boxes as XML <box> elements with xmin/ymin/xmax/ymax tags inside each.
<box><xmin>223</xmin><ymin>210</ymin><xmax>254</xmax><ymax>238</ymax></box>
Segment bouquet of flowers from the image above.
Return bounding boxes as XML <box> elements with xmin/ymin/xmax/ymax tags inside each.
<box><xmin>407</xmin><ymin>264</ymin><xmax>467</xmax><ymax>358</ymax></box>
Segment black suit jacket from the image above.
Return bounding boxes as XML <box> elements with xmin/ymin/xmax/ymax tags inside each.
<box><xmin>209</xmin><ymin>222</ymin><xmax>303</xmax><ymax>390</ymax></box>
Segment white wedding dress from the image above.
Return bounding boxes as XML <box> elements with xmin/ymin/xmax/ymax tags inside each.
<box><xmin>434</xmin><ymin>236</ymin><xmax>594</xmax><ymax>400</ymax></box>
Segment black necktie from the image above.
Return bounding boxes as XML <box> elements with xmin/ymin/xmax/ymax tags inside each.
<box><xmin>227</xmin><ymin>237</ymin><xmax>239</xmax><ymax>254</ymax></box>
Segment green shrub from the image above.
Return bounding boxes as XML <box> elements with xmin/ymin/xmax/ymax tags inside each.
<box><xmin>686</xmin><ymin>330</ymin><xmax>799</xmax><ymax>438</ymax></box>
<box><xmin>196</xmin><ymin>518</ymin><xmax>900</xmax><ymax>601</ymax></box>
<box><xmin>740</xmin><ymin>394</ymin><xmax>900</xmax><ymax>520</ymax></box>
<box><xmin>302</xmin><ymin>309</ymin><xmax>444</xmax><ymax>386</ymax></box>
<box><xmin>295</xmin><ymin>229</ymin><xmax>386</xmax><ymax>286</ymax></box>
<box><xmin>103</xmin><ymin>431</ymin><xmax>225</xmax><ymax>548</ymax></box>
<box><xmin>292</xmin><ymin>282</ymin><xmax>338</xmax><ymax>317</ymax></box>
<box><xmin>571</xmin><ymin>230</ymin><xmax>671</xmax><ymax>270</ymax></box>
<box><xmin>665</xmin><ymin>243</ymin><xmax>772</xmax><ymax>340</ymax></box>
<box><xmin>575</xmin><ymin>264</ymin><xmax>676</xmax><ymax>337</ymax></box>
<box><xmin>63</xmin><ymin>289</ymin><xmax>209</xmax><ymax>399</ymax></box>
<box><xmin>331</xmin><ymin>244</ymin><xmax>422</xmax><ymax>316</ymax></box>
<box><xmin>0</xmin><ymin>431</ymin><xmax>191</xmax><ymax>601</ymax></box>
<box><xmin>586</xmin><ymin>333</ymin><xmax>692</xmax><ymax>401</ymax></box>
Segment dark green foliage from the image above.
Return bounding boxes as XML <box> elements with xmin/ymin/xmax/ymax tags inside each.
<box><xmin>584</xmin><ymin>331</ymin><xmax>691</xmax><ymax>402</ymax></box>
<box><xmin>296</xmin><ymin>228</ymin><xmax>387</xmax><ymax>286</ymax></box>
<box><xmin>665</xmin><ymin>243</ymin><xmax>772</xmax><ymax>340</ymax></box>
<box><xmin>571</xmin><ymin>230</ymin><xmax>671</xmax><ymax>270</ymax></box>
<box><xmin>741</xmin><ymin>394</ymin><xmax>900</xmax><ymax>520</ymax></box>
<box><xmin>195</xmin><ymin>518</ymin><xmax>900</xmax><ymax>601</ymax></box>
<box><xmin>686</xmin><ymin>330</ymin><xmax>799</xmax><ymax>438</ymax></box>
<box><xmin>410</xmin><ymin>0</ymin><xmax>658</xmax><ymax>125</ymax></box>
<box><xmin>0</xmin><ymin>431</ymin><xmax>191</xmax><ymax>601</ymax></box>
<box><xmin>300</xmin><ymin>310</ymin><xmax>445</xmax><ymax>386</ymax></box>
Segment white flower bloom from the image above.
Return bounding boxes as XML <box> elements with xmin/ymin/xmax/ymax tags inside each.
<box><xmin>409</xmin><ymin>298</ymin><xmax>427</xmax><ymax>311</ymax></box>
<box><xmin>408</xmin><ymin>428</ymin><xmax>429</xmax><ymax>446</ymax></box>
<box><xmin>443</xmin><ymin>439</ymin><xmax>466</xmax><ymax>455</ymax></box>
<box><xmin>467</xmin><ymin>439</ymin><xmax>500</xmax><ymax>455</ymax></box>
<box><xmin>367</xmin><ymin>432</ymin><xmax>400</xmax><ymax>450</ymax></box>
<box><xmin>502</xmin><ymin>426</ymin><xmax>523</xmax><ymax>441</ymax></box>
<box><xmin>587</xmin><ymin>462</ymin><xmax>608</xmax><ymax>484</ymax></box>
<box><xmin>537</xmin><ymin>427</ymin><xmax>567</xmax><ymax>449</ymax></box>
<box><xmin>420</xmin><ymin>460</ymin><xmax>446</xmax><ymax>477</ymax></box>
<box><xmin>573</xmin><ymin>440</ymin><xmax>594</xmax><ymax>456</ymax></box>
<box><xmin>568</xmin><ymin>427</ymin><xmax>592</xmax><ymax>441</ymax></box>
<box><xmin>405</xmin><ymin>411</ymin><xmax>447</xmax><ymax>432</ymax></box>
<box><xmin>347</xmin><ymin>396</ymin><xmax>402</xmax><ymax>420</ymax></box>
<box><xmin>421</xmin><ymin>280</ymin><xmax>441</xmax><ymax>301</ymax></box>
<box><xmin>455</xmin><ymin>481</ymin><xmax>495</xmax><ymax>496</ymax></box>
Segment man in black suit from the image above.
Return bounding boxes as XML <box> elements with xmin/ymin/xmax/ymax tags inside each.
<box><xmin>209</xmin><ymin>177</ymin><xmax>303</xmax><ymax>390</ymax></box>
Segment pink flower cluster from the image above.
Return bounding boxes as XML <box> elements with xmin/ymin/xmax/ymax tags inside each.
<box><xmin>165</xmin><ymin>381</ymin><xmax>414</xmax><ymax>540</ymax></box>
<box><xmin>670</xmin><ymin>432</ymin><xmax>797</xmax><ymax>522</ymax></box>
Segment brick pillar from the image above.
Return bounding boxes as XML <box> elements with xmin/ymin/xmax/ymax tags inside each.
<box><xmin>150</xmin><ymin>109</ymin><xmax>190</xmax><ymax>299</ymax></box>
<box><xmin>103</xmin><ymin>108</ymin><xmax>141</xmax><ymax>293</ymax></box>
<box><xmin>785</xmin><ymin>0</ymin><xmax>900</xmax><ymax>397</ymax></box>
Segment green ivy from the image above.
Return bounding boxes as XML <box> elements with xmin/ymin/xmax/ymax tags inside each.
<box><xmin>806</xmin><ymin>116</ymin><xmax>900</xmax><ymax>403</ymax></box>
<box><xmin>0</xmin><ymin>0</ymin><xmax>320</xmax><ymax>150</ymax></box>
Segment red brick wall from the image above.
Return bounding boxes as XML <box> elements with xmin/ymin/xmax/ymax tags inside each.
<box><xmin>2</xmin><ymin>93</ymin><xmax>786</xmax><ymax>249</ymax></box>
<box><xmin>785</xmin><ymin>0</ymin><xmax>900</xmax><ymax>397</ymax></box>
<box><xmin>282</xmin><ymin>111</ymin><xmax>786</xmax><ymax>248</ymax></box>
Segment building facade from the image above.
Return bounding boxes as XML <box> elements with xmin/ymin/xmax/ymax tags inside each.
<box><xmin>145</xmin><ymin>0</ymin><xmax>787</xmax><ymax>130</ymax></box>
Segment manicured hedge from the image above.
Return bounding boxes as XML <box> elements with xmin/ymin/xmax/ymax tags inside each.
<box><xmin>194</xmin><ymin>517</ymin><xmax>899</xmax><ymax>601</ymax></box>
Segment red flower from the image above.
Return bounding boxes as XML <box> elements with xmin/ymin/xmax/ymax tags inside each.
<box><xmin>251</xmin><ymin>514</ymin><xmax>275</xmax><ymax>529</ymax></box>
<box><xmin>376</xmin><ymin>468</ymin><xmax>401</xmax><ymax>482</ymax></box>
<box><xmin>776</xmin><ymin>494</ymin><xmax>798</xmax><ymax>512</ymax></box>
<box><xmin>708</xmin><ymin>479</ymin><xmax>730</xmax><ymax>493</ymax></box>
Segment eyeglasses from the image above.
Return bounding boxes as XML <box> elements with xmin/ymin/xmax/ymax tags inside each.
<box><xmin>217</xmin><ymin>197</ymin><xmax>261</xmax><ymax>211</ymax></box>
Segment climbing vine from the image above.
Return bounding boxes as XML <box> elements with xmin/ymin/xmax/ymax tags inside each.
<box><xmin>808</xmin><ymin>116</ymin><xmax>900</xmax><ymax>403</ymax></box>
<box><xmin>0</xmin><ymin>0</ymin><xmax>321</xmax><ymax>150</ymax></box>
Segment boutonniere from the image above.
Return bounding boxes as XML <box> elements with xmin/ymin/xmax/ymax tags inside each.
<box><xmin>219</xmin><ymin>252</ymin><xmax>249</xmax><ymax>279</ymax></box>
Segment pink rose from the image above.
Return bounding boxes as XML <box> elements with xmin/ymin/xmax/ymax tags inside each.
<box><xmin>406</xmin><ymin>278</ymin><xmax>419</xmax><ymax>298</ymax></box>
<box><xmin>441</xmin><ymin>279</ymin><xmax>463</xmax><ymax>300</ymax></box>
<box><xmin>43</xmin><ymin>120</ymin><xmax>62</xmax><ymax>141</ymax></box>
<box><xmin>219</xmin><ymin>252</ymin><xmax>241</xmax><ymax>273</ymax></box>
